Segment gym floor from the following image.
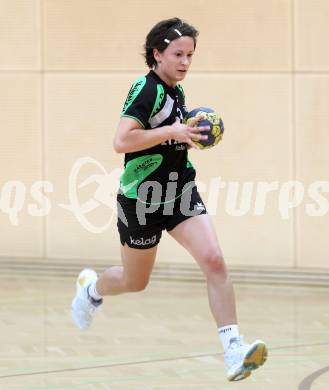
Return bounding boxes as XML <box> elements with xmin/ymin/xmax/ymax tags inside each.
<box><xmin>0</xmin><ymin>275</ymin><xmax>328</xmax><ymax>389</ymax></box>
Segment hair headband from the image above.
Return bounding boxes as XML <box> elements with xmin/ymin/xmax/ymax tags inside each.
<box><xmin>164</xmin><ymin>28</ymin><xmax>182</xmax><ymax>44</ymax></box>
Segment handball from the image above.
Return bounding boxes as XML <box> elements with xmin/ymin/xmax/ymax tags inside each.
<box><xmin>184</xmin><ymin>107</ymin><xmax>224</xmax><ymax>149</ymax></box>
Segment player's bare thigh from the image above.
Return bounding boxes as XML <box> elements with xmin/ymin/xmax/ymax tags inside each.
<box><xmin>120</xmin><ymin>243</ymin><xmax>158</xmax><ymax>291</ymax></box>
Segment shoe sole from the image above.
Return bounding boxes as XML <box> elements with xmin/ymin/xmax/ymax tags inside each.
<box><xmin>228</xmin><ymin>369</ymin><xmax>251</xmax><ymax>381</ymax></box>
<box><xmin>243</xmin><ymin>341</ymin><xmax>268</xmax><ymax>371</ymax></box>
<box><xmin>228</xmin><ymin>341</ymin><xmax>268</xmax><ymax>382</ymax></box>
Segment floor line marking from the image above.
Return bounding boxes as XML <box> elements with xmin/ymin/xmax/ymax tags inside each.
<box><xmin>0</xmin><ymin>341</ymin><xmax>329</xmax><ymax>379</ymax></box>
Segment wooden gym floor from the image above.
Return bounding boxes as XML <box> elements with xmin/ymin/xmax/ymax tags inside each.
<box><xmin>0</xmin><ymin>274</ymin><xmax>328</xmax><ymax>389</ymax></box>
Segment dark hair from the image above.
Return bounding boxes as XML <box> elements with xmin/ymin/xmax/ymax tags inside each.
<box><xmin>144</xmin><ymin>17</ymin><xmax>199</xmax><ymax>69</ymax></box>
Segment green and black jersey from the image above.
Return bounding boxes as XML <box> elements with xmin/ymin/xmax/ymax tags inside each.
<box><xmin>119</xmin><ymin>70</ymin><xmax>195</xmax><ymax>201</ymax></box>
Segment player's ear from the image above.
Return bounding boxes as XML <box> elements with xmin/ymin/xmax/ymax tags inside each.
<box><xmin>153</xmin><ymin>48</ymin><xmax>161</xmax><ymax>63</ymax></box>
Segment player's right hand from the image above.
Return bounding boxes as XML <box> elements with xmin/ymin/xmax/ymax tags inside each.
<box><xmin>169</xmin><ymin>117</ymin><xmax>210</xmax><ymax>149</ymax></box>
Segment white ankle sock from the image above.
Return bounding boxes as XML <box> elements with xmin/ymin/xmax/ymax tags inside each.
<box><xmin>218</xmin><ymin>324</ymin><xmax>240</xmax><ymax>352</ymax></box>
<box><xmin>87</xmin><ymin>279</ymin><xmax>103</xmax><ymax>301</ymax></box>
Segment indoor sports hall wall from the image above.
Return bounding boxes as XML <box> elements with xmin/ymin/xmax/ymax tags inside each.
<box><xmin>0</xmin><ymin>0</ymin><xmax>328</xmax><ymax>269</ymax></box>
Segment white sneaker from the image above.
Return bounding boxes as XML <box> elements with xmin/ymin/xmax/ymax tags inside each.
<box><xmin>71</xmin><ymin>268</ymin><xmax>103</xmax><ymax>330</ymax></box>
<box><xmin>224</xmin><ymin>337</ymin><xmax>268</xmax><ymax>381</ymax></box>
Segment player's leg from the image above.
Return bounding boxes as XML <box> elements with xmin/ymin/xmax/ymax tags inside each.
<box><xmin>96</xmin><ymin>244</ymin><xmax>157</xmax><ymax>296</ymax></box>
<box><xmin>168</xmin><ymin>214</ymin><xmax>267</xmax><ymax>381</ymax></box>
<box><xmin>94</xmin><ymin>219</ymin><xmax>162</xmax><ymax>296</ymax></box>
<box><xmin>71</xmin><ymin>189</ymin><xmax>163</xmax><ymax>331</ymax></box>
<box><xmin>71</xmin><ymin>209</ymin><xmax>162</xmax><ymax>329</ymax></box>
<box><xmin>71</xmin><ymin>244</ymin><xmax>157</xmax><ymax>330</ymax></box>
<box><xmin>95</xmin><ymin>193</ymin><xmax>162</xmax><ymax>295</ymax></box>
<box><xmin>168</xmin><ymin>213</ymin><xmax>236</xmax><ymax>327</ymax></box>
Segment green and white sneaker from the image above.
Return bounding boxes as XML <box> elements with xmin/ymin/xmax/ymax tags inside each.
<box><xmin>225</xmin><ymin>337</ymin><xmax>268</xmax><ymax>381</ymax></box>
<box><xmin>71</xmin><ymin>268</ymin><xmax>103</xmax><ymax>330</ymax></box>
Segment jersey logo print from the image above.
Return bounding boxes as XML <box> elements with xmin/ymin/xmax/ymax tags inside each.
<box><xmin>121</xmin><ymin>76</ymin><xmax>146</xmax><ymax>114</ymax></box>
<box><xmin>149</xmin><ymin>94</ymin><xmax>175</xmax><ymax>128</ymax></box>
<box><xmin>120</xmin><ymin>154</ymin><xmax>163</xmax><ymax>199</ymax></box>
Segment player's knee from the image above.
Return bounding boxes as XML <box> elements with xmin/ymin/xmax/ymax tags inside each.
<box><xmin>124</xmin><ymin>278</ymin><xmax>149</xmax><ymax>292</ymax></box>
<box><xmin>201</xmin><ymin>252</ymin><xmax>227</xmax><ymax>278</ymax></box>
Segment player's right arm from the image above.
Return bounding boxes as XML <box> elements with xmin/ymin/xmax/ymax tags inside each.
<box><xmin>114</xmin><ymin>76</ymin><xmax>208</xmax><ymax>153</ymax></box>
<box><xmin>113</xmin><ymin>117</ymin><xmax>208</xmax><ymax>153</ymax></box>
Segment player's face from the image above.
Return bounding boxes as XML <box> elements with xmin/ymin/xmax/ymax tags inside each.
<box><xmin>154</xmin><ymin>36</ymin><xmax>195</xmax><ymax>87</ymax></box>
